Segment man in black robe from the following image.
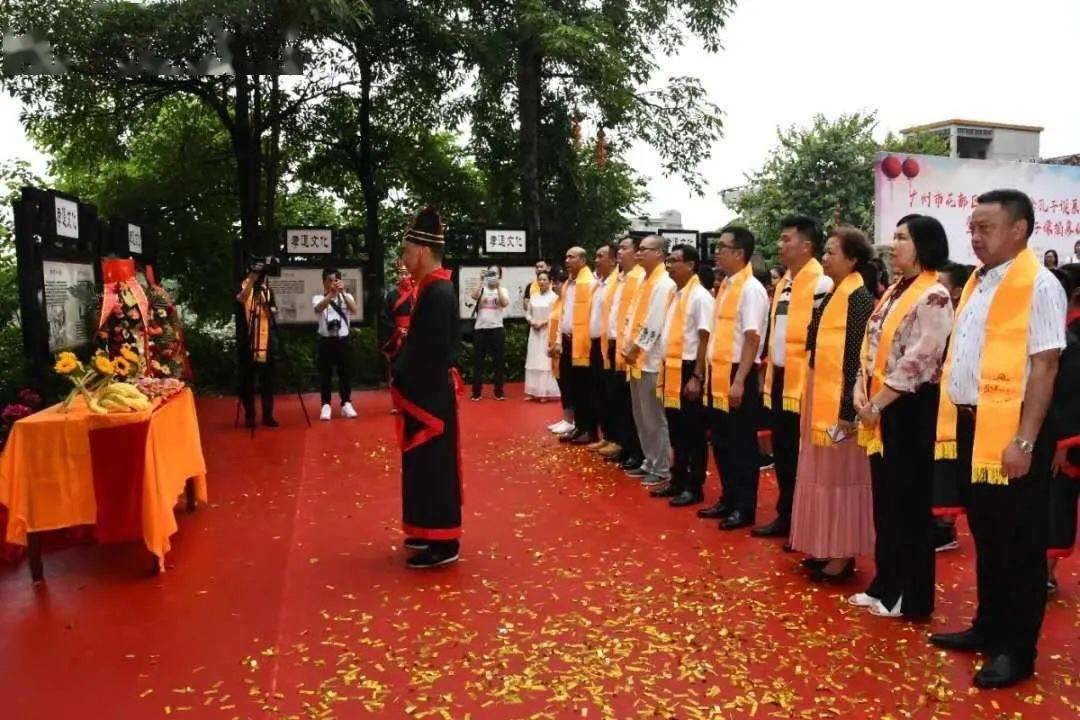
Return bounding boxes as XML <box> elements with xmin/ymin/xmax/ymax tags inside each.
<box><xmin>391</xmin><ymin>205</ymin><xmax>463</xmax><ymax>569</ymax></box>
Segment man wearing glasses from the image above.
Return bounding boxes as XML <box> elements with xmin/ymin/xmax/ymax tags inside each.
<box><xmin>698</xmin><ymin>227</ymin><xmax>770</xmax><ymax>528</ymax></box>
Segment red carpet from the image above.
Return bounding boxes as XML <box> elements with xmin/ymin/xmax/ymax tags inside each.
<box><xmin>1</xmin><ymin>385</ymin><xmax>1077</xmax><ymax>719</ymax></box>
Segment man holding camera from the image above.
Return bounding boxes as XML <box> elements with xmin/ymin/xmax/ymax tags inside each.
<box><xmin>236</xmin><ymin>259</ymin><xmax>279</xmax><ymax>428</ymax></box>
<box><xmin>469</xmin><ymin>265</ymin><xmax>510</xmax><ymax>401</ymax></box>
<box><xmin>313</xmin><ymin>268</ymin><xmax>360</xmax><ymax>421</ymax></box>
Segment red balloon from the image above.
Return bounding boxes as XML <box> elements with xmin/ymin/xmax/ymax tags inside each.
<box><xmin>881</xmin><ymin>155</ymin><xmax>902</xmax><ymax>179</ymax></box>
<box><xmin>902</xmin><ymin>157</ymin><xmax>920</xmax><ymax>179</ymax></box>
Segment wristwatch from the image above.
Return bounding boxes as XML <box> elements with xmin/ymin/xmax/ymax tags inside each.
<box><xmin>869</xmin><ymin>402</ymin><xmax>881</xmax><ymax>416</ymax></box>
<box><xmin>1012</xmin><ymin>436</ymin><xmax>1035</xmax><ymax>454</ymax></box>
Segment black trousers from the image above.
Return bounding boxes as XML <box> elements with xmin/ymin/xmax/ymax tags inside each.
<box><xmin>866</xmin><ymin>384</ymin><xmax>939</xmax><ymax>618</ymax></box>
<box><xmin>1048</xmin><ymin>468</ymin><xmax>1078</xmax><ymax>557</ymax></box>
<box><xmin>665</xmin><ymin>360</ymin><xmax>708</xmax><ymax>495</ymax></box>
<box><xmin>958</xmin><ymin>410</ymin><xmax>1053</xmax><ymax>663</ymax></box>
<box><xmin>605</xmin><ymin>340</ymin><xmax>641</xmax><ymax>457</ymax></box>
<box><xmin>710</xmin><ymin>364</ymin><xmax>762</xmax><ymax>515</ymax></box>
<box><xmin>562</xmin><ymin>335</ymin><xmax>596</xmax><ymax>436</ymax></box>
<box><xmin>770</xmin><ymin>367</ymin><xmax>801</xmax><ymax>525</ymax></box>
<box><xmin>472</xmin><ymin>327</ymin><xmax>505</xmax><ymax>398</ymax></box>
<box><xmin>589</xmin><ymin>339</ymin><xmax>611</xmax><ymax>439</ymax></box>
<box><xmin>240</xmin><ymin>357</ymin><xmax>275</xmax><ymax>420</ymax></box>
<box><xmin>558</xmin><ymin>343</ymin><xmax>573</xmax><ymax>412</ymax></box>
<box><xmin>317</xmin><ymin>336</ymin><xmax>352</xmax><ymax>405</ymax></box>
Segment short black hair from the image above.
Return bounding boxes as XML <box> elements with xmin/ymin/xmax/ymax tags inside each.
<box><xmin>487</xmin><ymin>264</ymin><xmax>503</xmax><ymax>277</ymax></box>
<box><xmin>976</xmin><ymin>189</ymin><xmax>1035</xmax><ymax>239</ymax></box>
<box><xmin>719</xmin><ymin>225</ymin><xmax>755</xmax><ymax>262</ymax></box>
<box><xmin>780</xmin><ymin>214</ymin><xmax>824</xmax><ymax>254</ymax></box>
<box><xmin>597</xmin><ymin>241</ymin><xmax>618</xmax><ymax>259</ymax></box>
<box><xmin>897</xmin><ymin>214</ymin><xmax>950</xmax><ymax>270</ymax></box>
<box><xmin>752</xmin><ymin>265</ymin><xmax>770</xmax><ymax>287</ymax></box>
<box><xmin>322</xmin><ymin>267</ymin><xmax>340</xmax><ymax>281</ymax></box>
<box><xmin>1044</xmin><ymin>249</ymin><xmax>1059</xmax><ymax>265</ymax></box>
<box><xmin>536</xmin><ymin>270</ymin><xmax>551</xmax><ymax>282</ymax></box>
<box><xmin>941</xmin><ymin>261</ymin><xmax>973</xmax><ymax>289</ymax></box>
<box><xmin>671</xmin><ymin>243</ymin><xmax>700</xmax><ymax>270</ymax></box>
<box><xmin>697</xmin><ymin>262</ymin><xmax>715</xmax><ymax>289</ymax></box>
<box><xmin>828</xmin><ymin>226</ymin><xmax>876</xmax><ymax>289</ymax></box>
<box><xmin>1056</xmin><ymin>263</ymin><xmax>1080</xmax><ymax>303</ymax></box>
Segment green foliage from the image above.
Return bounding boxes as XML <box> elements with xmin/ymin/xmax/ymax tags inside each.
<box><xmin>732</xmin><ymin>112</ymin><xmax>950</xmax><ymax>261</ymax></box>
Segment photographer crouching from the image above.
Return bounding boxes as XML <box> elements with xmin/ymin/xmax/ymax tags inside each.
<box><xmin>313</xmin><ymin>267</ymin><xmax>360</xmax><ymax>421</ymax></box>
<box><xmin>236</xmin><ymin>258</ymin><xmax>280</xmax><ymax>428</ymax></box>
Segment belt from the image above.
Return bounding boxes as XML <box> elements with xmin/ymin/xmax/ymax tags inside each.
<box><xmin>956</xmin><ymin>404</ymin><xmax>977</xmax><ymax>418</ymax></box>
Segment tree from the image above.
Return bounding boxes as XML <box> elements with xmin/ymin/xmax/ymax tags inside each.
<box><xmin>732</xmin><ymin>112</ymin><xmax>950</xmax><ymax>260</ymax></box>
<box><xmin>464</xmin><ymin>0</ymin><xmax>737</xmax><ymax>252</ymax></box>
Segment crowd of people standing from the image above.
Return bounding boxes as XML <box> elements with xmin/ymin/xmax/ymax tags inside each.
<box><xmin>517</xmin><ymin>189</ymin><xmax>1077</xmax><ymax>691</ymax></box>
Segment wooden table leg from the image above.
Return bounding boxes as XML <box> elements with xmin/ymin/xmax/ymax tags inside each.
<box><xmin>28</xmin><ymin>532</ymin><xmax>44</xmax><ymax>583</ymax></box>
<box><xmin>185</xmin><ymin>477</ymin><xmax>196</xmax><ymax>512</ymax></box>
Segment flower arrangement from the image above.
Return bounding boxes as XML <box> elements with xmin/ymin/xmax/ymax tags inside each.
<box><xmin>145</xmin><ymin>283</ymin><xmax>191</xmax><ymax>379</ymax></box>
<box><xmin>96</xmin><ymin>281</ymin><xmax>149</xmax><ymax>378</ymax></box>
<box><xmin>0</xmin><ymin>389</ymin><xmax>44</xmax><ymax>453</ymax></box>
<box><xmin>53</xmin><ymin>348</ymin><xmax>151</xmax><ymax>414</ymax></box>
<box><xmin>133</xmin><ymin>376</ymin><xmax>186</xmax><ymax>400</ymax></box>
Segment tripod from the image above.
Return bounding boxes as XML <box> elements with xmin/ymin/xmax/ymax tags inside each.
<box><xmin>233</xmin><ymin>279</ymin><xmax>312</xmax><ymax>435</ymax></box>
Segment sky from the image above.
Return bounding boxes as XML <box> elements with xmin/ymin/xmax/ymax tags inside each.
<box><xmin>4</xmin><ymin>0</ymin><xmax>1080</xmax><ymax>232</ymax></box>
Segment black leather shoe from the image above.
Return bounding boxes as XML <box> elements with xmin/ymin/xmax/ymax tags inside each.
<box><xmin>929</xmin><ymin>628</ymin><xmax>985</xmax><ymax>653</ymax></box>
<box><xmin>670</xmin><ymin>491</ymin><xmax>704</xmax><ymax>507</ymax></box>
<box><xmin>262</xmin><ymin>417</ymin><xmax>279</xmax><ymax>427</ymax></box>
<box><xmin>619</xmin><ymin>456</ymin><xmax>643</xmax><ymax>470</ymax></box>
<box><xmin>560</xmin><ymin>429</ymin><xmax>583</xmax><ymax>443</ymax></box>
<box><xmin>973</xmin><ymin>654</ymin><xmax>1034</xmax><ymax>689</ymax></box>
<box><xmin>245</xmin><ymin>416</ymin><xmax>257</xmax><ymax>429</ymax></box>
<box><xmin>782</xmin><ymin>542</ymin><xmax>794</xmax><ymax>553</ymax></box>
<box><xmin>809</xmin><ymin>558</ymin><xmax>856</xmax><ymax>583</ymax></box>
<box><xmin>751</xmin><ymin>518</ymin><xmax>789</xmax><ymax>538</ymax></box>
<box><xmin>649</xmin><ymin>485</ymin><xmax>679</xmax><ymax>498</ymax></box>
<box><xmin>696</xmin><ymin>501</ymin><xmax>733</xmax><ymax>519</ymax></box>
<box><xmin>720</xmin><ymin>510</ymin><xmax>754</xmax><ymax>530</ymax></box>
<box><xmin>570</xmin><ymin>433</ymin><xmax>599</xmax><ymax>446</ymax></box>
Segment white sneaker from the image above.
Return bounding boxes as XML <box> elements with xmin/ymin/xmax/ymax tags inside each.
<box><xmin>342</xmin><ymin>402</ymin><xmax>358</xmax><ymax>419</ymax></box>
<box><xmin>847</xmin><ymin>592</ymin><xmax>878</xmax><ymax>608</ymax></box>
<box><xmin>869</xmin><ymin>596</ymin><xmax>903</xmax><ymax>618</ymax></box>
<box><xmin>547</xmin><ymin>420</ymin><xmax>563</xmax><ymax>432</ymax></box>
<box><xmin>549</xmin><ymin>420</ymin><xmax>572</xmax><ymax>434</ymax></box>
<box><xmin>320</xmin><ymin>404</ymin><xmax>332</xmax><ymax>421</ymax></box>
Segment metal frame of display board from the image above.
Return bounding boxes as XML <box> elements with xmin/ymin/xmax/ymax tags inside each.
<box><xmin>275</xmin><ymin>226</ymin><xmax>369</xmax><ymax>326</ymax></box>
<box><xmin>658</xmin><ymin>228</ymin><xmax>700</xmax><ymax>255</ymax></box>
<box><xmin>699</xmin><ymin>231</ymin><xmax>725</xmax><ymax>259</ymax></box>
<box><xmin>12</xmin><ymin>186</ymin><xmax>101</xmax><ymax>388</ymax></box>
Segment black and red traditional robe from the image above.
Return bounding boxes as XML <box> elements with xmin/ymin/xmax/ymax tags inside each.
<box><xmin>1049</xmin><ymin>309</ymin><xmax>1080</xmax><ymax>559</ymax></box>
<box><xmin>391</xmin><ymin>268</ymin><xmax>463</xmax><ymax>542</ymax></box>
<box><xmin>381</xmin><ymin>276</ymin><xmax>415</xmax><ymax>360</ymax></box>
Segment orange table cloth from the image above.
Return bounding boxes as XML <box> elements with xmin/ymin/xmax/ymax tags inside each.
<box><xmin>0</xmin><ymin>387</ymin><xmax>207</xmax><ymax>562</ymax></box>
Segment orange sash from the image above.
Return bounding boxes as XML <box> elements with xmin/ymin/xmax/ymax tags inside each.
<box><xmin>599</xmin><ymin>272</ymin><xmax>620</xmax><ymax>369</ymax></box>
<box><xmin>935</xmin><ymin>249</ymin><xmax>1041</xmax><ymax>485</ymax></box>
<box><xmin>570</xmin><ymin>266</ymin><xmax>596</xmax><ymax>367</ymax></box>
<box><xmin>764</xmin><ymin>258</ymin><xmax>823</xmax><ymax>413</ymax></box>
<box><xmin>708</xmin><ymin>264</ymin><xmax>753</xmax><ymax>410</ymax></box>
<box><xmin>856</xmin><ymin>270</ymin><xmax>940</xmax><ymax>455</ymax></box>
<box><xmin>659</xmin><ymin>275</ymin><xmax>701</xmax><ymax>409</ymax></box>
<box><xmin>626</xmin><ymin>264</ymin><xmax>671</xmax><ymax>379</ymax></box>
<box><xmin>614</xmin><ymin>266</ymin><xmax>646</xmax><ymax>370</ymax></box>
<box><xmin>809</xmin><ymin>272</ymin><xmax>863</xmax><ymax>446</ymax></box>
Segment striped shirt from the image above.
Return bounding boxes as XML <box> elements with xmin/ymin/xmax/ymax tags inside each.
<box><xmin>769</xmin><ymin>271</ymin><xmax>833</xmax><ymax>368</ymax></box>
<box><xmin>947</xmin><ymin>259</ymin><xmax>1067</xmax><ymax>406</ymax></box>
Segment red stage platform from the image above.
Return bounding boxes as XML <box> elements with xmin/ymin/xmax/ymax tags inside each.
<box><xmin>1</xmin><ymin>386</ymin><xmax>1076</xmax><ymax>718</ymax></box>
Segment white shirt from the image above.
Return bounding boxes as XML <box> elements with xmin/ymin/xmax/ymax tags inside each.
<box><xmin>947</xmin><ymin>261</ymin><xmax>1067</xmax><ymax>405</ymax></box>
<box><xmin>607</xmin><ymin>271</ymin><xmax>628</xmax><ymax>340</ymax></box>
<box><xmin>560</xmin><ymin>271</ymin><xmax>596</xmax><ymax>335</ymax></box>
<box><xmin>589</xmin><ymin>272</ymin><xmax>613</xmax><ymax>338</ymax></box>
<box><xmin>626</xmin><ymin>270</ymin><xmax>677</xmax><ymax>373</ymax></box>
<box><xmin>1065</xmin><ymin>254</ymin><xmax>1080</xmax><ymax>264</ymax></box>
<box><xmin>312</xmin><ymin>293</ymin><xmax>353</xmax><ymax>338</ymax></box>
<box><xmin>660</xmin><ymin>282</ymin><xmax>715</xmax><ymax>362</ymax></box>
<box><xmin>707</xmin><ymin>274</ymin><xmax>770</xmax><ymax>365</ymax></box>
<box><xmin>475</xmin><ymin>286</ymin><xmax>509</xmax><ymax>330</ymax></box>
<box><xmin>770</xmin><ymin>271</ymin><xmax>834</xmax><ymax>368</ymax></box>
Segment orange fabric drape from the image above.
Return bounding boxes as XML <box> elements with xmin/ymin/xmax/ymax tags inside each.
<box><xmin>570</xmin><ymin>267</ymin><xmax>596</xmax><ymax>367</ymax></box>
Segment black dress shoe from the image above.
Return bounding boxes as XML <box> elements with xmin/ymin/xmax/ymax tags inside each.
<box><xmin>782</xmin><ymin>542</ymin><xmax>794</xmax><ymax>553</ymax></box>
<box><xmin>404</xmin><ymin>538</ymin><xmax>429</xmax><ymax>551</ymax></box>
<box><xmin>669</xmin><ymin>491</ymin><xmax>704</xmax><ymax>507</ymax></box>
<box><xmin>570</xmin><ymin>433</ymin><xmax>599</xmax><ymax>446</ymax></box>
<box><xmin>696</xmin><ymin>501</ymin><xmax>733</xmax><ymax>519</ymax></box>
<box><xmin>245</xmin><ymin>416</ymin><xmax>257</xmax><ymax>429</ymax></box>
<box><xmin>973</xmin><ymin>654</ymin><xmax>1034</xmax><ymax>689</ymax></box>
<box><xmin>619</xmin><ymin>456</ymin><xmax>644</xmax><ymax>470</ymax></box>
<box><xmin>801</xmin><ymin>557</ymin><xmax>827</xmax><ymax>570</ymax></box>
<box><xmin>751</xmin><ymin>518</ymin><xmax>790</xmax><ymax>538</ymax></box>
<box><xmin>559</xmin><ymin>429</ymin><xmax>583</xmax><ymax>443</ymax></box>
<box><xmin>809</xmin><ymin>558</ymin><xmax>856</xmax><ymax>583</ymax></box>
<box><xmin>929</xmin><ymin>628</ymin><xmax>985</xmax><ymax>653</ymax></box>
<box><xmin>262</xmin><ymin>417</ymin><xmax>280</xmax><ymax>427</ymax></box>
<box><xmin>649</xmin><ymin>485</ymin><xmax>680</xmax><ymax>498</ymax></box>
<box><xmin>720</xmin><ymin>510</ymin><xmax>754</xmax><ymax>530</ymax></box>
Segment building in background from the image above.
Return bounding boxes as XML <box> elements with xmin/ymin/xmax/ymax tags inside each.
<box><xmin>629</xmin><ymin>210</ymin><xmax>683</xmax><ymax>232</ymax></box>
<box><xmin>900</xmin><ymin>119</ymin><xmax>1043</xmax><ymax>162</ymax></box>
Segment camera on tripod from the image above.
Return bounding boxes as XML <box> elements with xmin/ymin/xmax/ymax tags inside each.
<box><xmin>247</xmin><ymin>255</ymin><xmax>281</xmax><ymax>280</ymax></box>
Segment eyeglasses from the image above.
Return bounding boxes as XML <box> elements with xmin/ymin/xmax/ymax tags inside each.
<box><xmin>716</xmin><ymin>243</ymin><xmax>736</xmax><ymax>252</ymax></box>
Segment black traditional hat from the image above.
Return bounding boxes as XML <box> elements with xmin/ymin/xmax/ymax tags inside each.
<box><xmin>404</xmin><ymin>205</ymin><xmax>445</xmax><ymax>247</ymax></box>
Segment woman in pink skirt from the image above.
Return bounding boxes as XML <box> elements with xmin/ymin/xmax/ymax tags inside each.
<box><xmin>789</xmin><ymin>227</ymin><xmax>877</xmax><ymax>581</ymax></box>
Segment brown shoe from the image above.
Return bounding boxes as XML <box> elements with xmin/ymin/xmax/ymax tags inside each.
<box><xmin>598</xmin><ymin>443</ymin><xmax>622</xmax><ymax>458</ymax></box>
<box><xmin>587</xmin><ymin>440</ymin><xmax>608</xmax><ymax>451</ymax></box>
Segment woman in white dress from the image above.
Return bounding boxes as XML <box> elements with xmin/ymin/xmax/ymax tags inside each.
<box><xmin>524</xmin><ymin>270</ymin><xmax>561</xmax><ymax>401</ymax></box>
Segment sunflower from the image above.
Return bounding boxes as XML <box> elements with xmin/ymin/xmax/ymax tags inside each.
<box><xmin>92</xmin><ymin>354</ymin><xmax>115</xmax><ymax>376</ymax></box>
<box><xmin>120</xmin><ymin>345</ymin><xmax>140</xmax><ymax>363</ymax></box>
<box><xmin>54</xmin><ymin>352</ymin><xmax>82</xmax><ymax>375</ymax></box>
<box><xmin>113</xmin><ymin>356</ymin><xmax>132</xmax><ymax>377</ymax></box>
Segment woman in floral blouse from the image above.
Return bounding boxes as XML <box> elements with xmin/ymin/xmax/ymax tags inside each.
<box><xmin>849</xmin><ymin>214</ymin><xmax>954</xmax><ymax>620</ymax></box>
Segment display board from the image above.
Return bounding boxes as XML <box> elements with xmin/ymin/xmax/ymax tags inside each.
<box><xmin>458</xmin><ymin>265</ymin><xmax>535</xmax><ymax>320</ymax></box>
<box><xmin>483</xmin><ymin>228</ymin><xmax>527</xmax><ymax>254</ymax></box>
<box><xmin>267</xmin><ymin>265</ymin><xmax>364</xmax><ymax>324</ymax></box>
<box><xmin>874</xmin><ymin>152</ymin><xmax>1080</xmax><ymax>265</ymax></box>
<box><xmin>285</xmin><ymin>227</ymin><xmax>333</xmax><ymax>255</ymax></box>
<box><xmin>42</xmin><ymin>260</ymin><xmax>95</xmax><ymax>351</ymax></box>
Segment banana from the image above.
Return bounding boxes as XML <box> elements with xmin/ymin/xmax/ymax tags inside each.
<box><xmin>87</xmin><ymin>397</ymin><xmax>108</xmax><ymax>414</ymax></box>
<box><xmin>108</xmin><ymin>382</ymin><xmax>144</xmax><ymax>398</ymax></box>
<box><xmin>99</xmin><ymin>397</ymin><xmax>132</xmax><ymax>412</ymax></box>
